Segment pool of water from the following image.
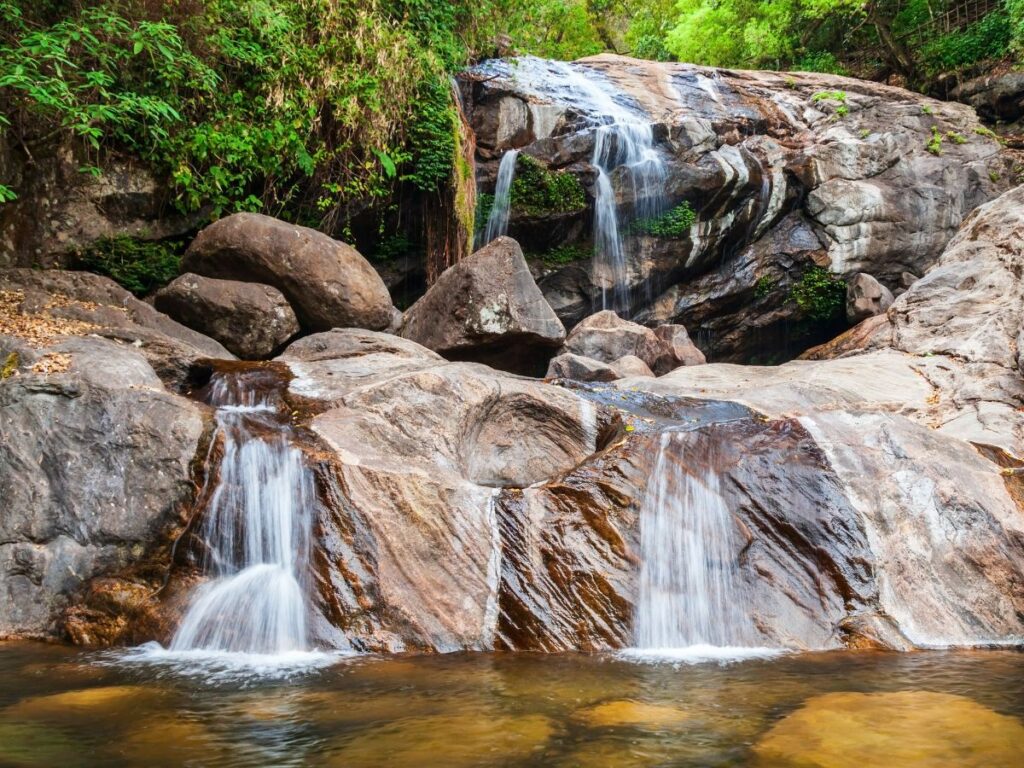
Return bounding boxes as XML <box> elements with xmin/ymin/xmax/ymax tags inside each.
<box><xmin>1</xmin><ymin>643</ymin><xmax>1023</xmax><ymax>767</ymax></box>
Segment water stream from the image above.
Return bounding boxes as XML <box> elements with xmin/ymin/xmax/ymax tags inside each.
<box><xmin>626</xmin><ymin>431</ymin><xmax>778</xmax><ymax>663</ymax></box>
<box><xmin>479</xmin><ymin>149</ymin><xmax>518</xmax><ymax>247</ymax></box>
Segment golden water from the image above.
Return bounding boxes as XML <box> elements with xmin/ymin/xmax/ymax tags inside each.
<box><xmin>2</xmin><ymin>643</ymin><xmax>1023</xmax><ymax>767</ymax></box>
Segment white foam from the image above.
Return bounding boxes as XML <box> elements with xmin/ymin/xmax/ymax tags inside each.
<box><xmin>111</xmin><ymin>641</ymin><xmax>351</xmax><ymax>683</ymax></box>
<box><xmin>618</xmin><ymin>644</ymin><xmax>786</xmax><ymax>665</ymax></box>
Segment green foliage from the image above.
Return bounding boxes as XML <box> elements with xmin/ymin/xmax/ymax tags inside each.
<box><xmin>754</xmin><ymin>275</ymin><xmax>777</xmax><ymax>299</ymax></box>
<box><xmin>812</xmin><ymin>90</ymin><xmax>846</xmax><ymax>103</ymax></box>
<box><xmin>0</xmin><ymin>184</ymin><xmax>15</xmax><ymax>203</ymax></box>
<box><xmin>509</xmin><ymin>155</ymin><xmax>586</xmax><ymax>217</ymax></box>
<box><xmin>789</xmin><ymin>266</ymin><xmax>845</xmax><ymax>322</ymax></box>
<box><xmin>926</xmin><ymin>126</ymin><xmax>944</xmax><ymax>156</ymax></box>
<box><xmin>946</xmin><ymin>131</ymin><xmax>967</xmax><ymax>145</ymax></box>
<box><xmin>921</xmin><ymin>105</ymin><xmax>934</xmax><ymax>115</ymax></box>
<box><xmin>75</xmin><ymin>237</ymin><xmax>181</xmax><ymax>296</ymax></box>
<box><xmin>795</xmin><ymin>51</ymin><xmax>846</xmax><ymax>75</ymax></box>
<box><xmin>918</xmin><ymin>9</ymin><xmax>1011</xmax><ymax>76</ymax></box>
<box><xmin>974</xmin><ymin>126</ymin><xmax>999</xmax><ymax>140</ymax></box>
<box><xmin>534</xmin><ymin>244</ymin><xmax>593</xmax><ymax>266</ymax></box>
<box><xmin>1010</xmin><ymin>0</ymin><xmax>1024</xmax><ymax>54</ymax></box>
<box><xmin>629</xmin><ymin>201</ymin><xmax>697</xmax><ymax>238</ymax></box>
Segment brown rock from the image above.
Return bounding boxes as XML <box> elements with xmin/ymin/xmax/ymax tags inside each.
<box><xmin>846</xmin><ymin>272</ymin><xmax>893</xmax><ymax>324</ymax></box>
<box><xmin>609</xmin><ymin>355</ymin><xmax>654</xmax><ymax>378</ymax></box>
<box><xmin>182</xmin><ymin>212</ymin><xmax>394</xmax><ymax>332</ymax></box>
<box><xmin>653</xmin><ymin>324</ymin><xmax>705</xmax><ymax>370</ymax></box>
<box><xmin>562</xmin><ymin>311</ymin><xmax>668</xmax><ymax>371</ymax></box>
<box><xmin>154</xmin><ymin>273</ymin><xmax>299</xmax><ymax>359</ymax></box>
<box><xmin>401</xmin><ymin>236</ymin><xmax>565</xmax><ymax>374</ymax></box>
<box><xmin>546</xmin><ymin>352</ymin><xmax>620</xmax><ymax>382</ymax></box>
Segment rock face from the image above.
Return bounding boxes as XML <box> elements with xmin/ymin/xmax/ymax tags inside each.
<box><xmin>400</xmin><ymin>237</ymin><xmax>565</xmax><ymax>374</ymax></box>
<box><xmin>154</xmin><ymin>273</ymin><xmax>299</xmax><ymax>359</ymax></box>
<box><xmin>846</xmin><ymin>272</ymin><xmax>894</xmax><ymax>323</ymax></box>
<box><xmin>181</xmin><ymin>212</ymin><xmax>394</xmax><ymax>333</ymax></box>
<box><xmin>953</xmin><ymin>71</ymin><xmax>1024</xmax><ymax>126</ymax></box>
<box><xmin>0</xmin><ymin>335</ymin><xmax>205</xmax><ymax>639</ymax></box>
<box><xmin>561</xmin><ymin>311</ymin><xmax>669</xmax><ymax>371</ymax></box>
<box><xmin>461</xmin><ymin>55</ymin><xmax>1022</xmax><ymax>361</ymax></box>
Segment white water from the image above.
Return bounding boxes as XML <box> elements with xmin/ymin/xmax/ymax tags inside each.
<box><xmin>628</xmin><ymin>431</ymin><xmax>780</xmax><ymax>663</ymax></box>
<box><xmin>169</xmin><ymin>372</ymin><xmax>317</xmax><ymax>658</ymax></box>
<box><xmin>479</xmin><ymin>57</ymin><xmax>669</xmax><ymax>314</ymax></box>
<box><xmin>480</xmin><ymin>149</ymin><xmax>519</xmax><ymax>246</ymax></box>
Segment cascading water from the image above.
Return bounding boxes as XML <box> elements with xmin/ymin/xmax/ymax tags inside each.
<box><xmin>479</xmin><ymin>149</ymin><xmax>519</xmax><ymax>247</ymax></box>
<box><xmin>626</xmin><ymin>431</ymin><xmax>779</xmax><ymax>662</ymax></box>
<box><xmin>170</xmin><ymin>369</ymin><xmax>316</xmax><ymax>657</ymax></box>
<box><xmin>473</xmin><ymin>57</ymin><xmax>669</xmax><ymax>314</ymax></box>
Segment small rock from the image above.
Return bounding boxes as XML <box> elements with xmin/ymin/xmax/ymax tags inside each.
<box><xmin>154</xmin><ymin>273</ymin><xmax>298</xmax><ymax>360</ymax></box>
<box><xmin>401</xmin><ymin>236</ymin><xmax>565</xmax><ymax>374</ymax></box>
<box><xmin>654</xmin><ymin>324</ymin><xmax>706</xmax><ymax>371</ymax></box>
<box><xmin>899</xmin><ymin>271</ymin><xmax>919</xmax><ymax>290</ymax></box>
<box><xmin>846</xmin><ymin>273</ymin><xmax>894</xmax><ymax>323</ymax></box>
<box><xmin>182</xmin><ymin>212</ymin><xmax>394</xmax><ymax>332</ymax></box>
<box><xmin>562</xmin><ymin>311</ymin><xmax>666</xmax><ymax>371</ymax></box>
<box><xmin>609</xmin><ymin>355</ymin><xmax>654</xmax><ymax>378</ymax></box>
<box><xmin>573</xmin><ymin>700</ymin><xmax>691</xmax><ymax>729</ymax></box>
<box><xmin>546</xmin><ymin>352</ymin><xmax>620</xmax><ymax>382</ymax></box>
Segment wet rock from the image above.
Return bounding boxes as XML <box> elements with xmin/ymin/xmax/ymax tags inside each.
<box><xmin>182</xmin><ymin>212</ymin><xmax>394</xmax><ymax>332</ymax></box>
<box><xmin>846</xmin><ymin>272</ymin><xmax>893</xmax><ymax>323</ymax></box>
<box><xmin>546</xmin><ymin>352</ymin><xmax>620</xmax><ymax>382</ymax></box>
<box><xmin>154</xmin><ymin>273</ymin><xmax>299</xmax><ymax>359</ymax></box>
<box><xmin>325</xmin><ymin>712</ymin><xmax>556</xmax><ymax>768</ymax></box>
<box><xmin>0</xmin><ymin>268</ymin><xmax>232</xmax><ymax>387</ymax></box>
<box><xmin>561</xmin><ymin>311</ymin><xmax>668</xmax><ymax>371</ymax></box>
<box><xmin>753</xmin><ymin>691</ymin><xmax>1024</xmax><ymax>767</ymax></box>
<box><xmin>5</xmin><ymin>685</ymin><xmax>162</xmax><ymax>722</ymax></box>
<box><xmin>573</xmin><ymin>700</ymin><xmax>691</xmax><ymax>729</ymax></box>
<box><xmin>400</xmin><ymin>236</ymin><xmax>565</xmax><ymax>374</ymax></box>
<box><xmin>0</xmin><ymin>335</ymin><xmax>205</xmax><ymax>639</ymax></box>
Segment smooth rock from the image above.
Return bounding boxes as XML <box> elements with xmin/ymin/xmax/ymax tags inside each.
<box><xmin>182</xmin><ymin>212</ymin><xmax>394</xmax><ymax>332</ymax></box>
<box><xmin>154</xmin><ymin>273</ymin><xmax>299</xmax><ymax>359</ymax></box>
<box><xmin>609</xmin><ymin>355</ymin><xmax>654</xmax><ymax>378</ymax></box>
<box><xmin>753</xmin><ymin>691</ymin><xmax>1024</xmax><ymax>768</ymax></box>
<box><xmin>401</xmin><ymin>236</ymin><xmax>565</xmax><ymax>374</ymax></box>
<box><xmin>573</xmin><ymin>700</ymin><xmax>691</xmax><ymax>729</ymax></box>
<box><xmin>846</xmin><ymin>272</ymin><xmax>894</xmax><ymax>323</ymax></box>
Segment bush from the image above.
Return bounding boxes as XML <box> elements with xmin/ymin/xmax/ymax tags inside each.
<box><xmin>629</xmin><ymin>201</ymin><xmax>697</xmax><ymax>238</ymax></box>
<box><xmin>788</xmin><ymin>266</ymin><xmax>845</xmax><ymax>322</ymax></box>
<box><xmin>510</xmin><ymin>155</ymin><xmax>586</xmax><ymax>217</ymax></box>
<box><xmin>919</xmin><ymin>10</ymin><xmax>1011</xmax><ymax>75</ymax></box>
<box><xmin>75</xmin><ymin>237</ymin><xmax>181</xmax><ymax>296</ymax></box>
<box><xmin>534</xmin><ymin>244</ymin><xmax>593</xmax><ymax>266</ymax></box>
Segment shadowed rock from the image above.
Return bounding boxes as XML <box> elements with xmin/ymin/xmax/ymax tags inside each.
<box><xmin>154</xmin><ymin>273</ymin><xmax>299</xmax><ymax>359</ymax></box>
<box><xmin>846</xmin><ymin>272</ymin><xmax>893</xmax><ymax>323</ymax></box>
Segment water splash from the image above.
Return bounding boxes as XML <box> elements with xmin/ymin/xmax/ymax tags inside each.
<box><xmin>626</xmin><ymin>431</ymin><xmax>780</xmax><ymax>663</ymax></box>
<box><xmin>480</xmin><ymin>149</ymin><xmax>519</xmax><ymax>247</ymax></box>
<box><xmin>171</xmin><ymin>369</ymin><xmax>316</xmax><ymax>656</ymax></box>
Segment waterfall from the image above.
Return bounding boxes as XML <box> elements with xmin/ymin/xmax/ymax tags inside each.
<box><xmin>169</xmin><ymin>370</ymin><xmax>315</xmax><ymax>656</ymax></box>
<box><xmin>627</xmin><ymin>431</ymin><xmax>778</xmax><ymax>662</ymax></box>
<box><xmin>591</xmin><ymin>123</ymin><xmax>666</xmax><ymax>313</ymax></box>
<box><xmin>480</xmin><ymin>149</ymin><xmax>519</xmax><ymax>247</ymax></box>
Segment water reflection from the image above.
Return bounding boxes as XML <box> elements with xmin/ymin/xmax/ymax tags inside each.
<box><xmin>1</xmin><ymin>643</ymin><xmax>1022</xmax><ymax>767</ymax></box>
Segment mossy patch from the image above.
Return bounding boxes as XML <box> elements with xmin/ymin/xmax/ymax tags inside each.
<box><xmin>75</xmin><ymin>237</ymin><xmax>181</xmax><ymax>296</ymax></box>
<box><xmin>789</xmin><ymin>266</ymin><xmax>845</xmax><ymax>322</ymax></box>
<box><xmin>510</xmin><ymin>155</ymin><xmax>586</xmax><ymax>217</ymax></box>
<box><xmin>628</xmin><ymin>202</ymin><xmax>696</xmax><ymax>238</ymax></box>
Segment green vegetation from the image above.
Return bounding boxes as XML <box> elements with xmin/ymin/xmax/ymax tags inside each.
<box><xmin>533</xmin><ymin>244</ymin><xmax>593</xmax><ymax>267</ymax></box>
<box><xmin>629</xmin><ymin>202</ymin><xmax>697</xmax><ymax>238</ymax></box>
<box><xmin>946</xmin><ymin>131</ymin><xmax>967</xmax><ymax>145</ymax></box>
<box><xmin>789</xmin><ymin>266</ymin><xmax>845</xmax><ymax>322</ymax></box>
<box><xmin>926</xmin><ymin>126</ymin><xmax>944</xmax><ymax>156</ymax></box>
<box><xmin>509</xmin><ymin>155</ymin><xmax>586</xmax><ymax>217</ymax></box>
<box><xmin>754</xmin><ymin>275</ymin><xmax>777</xmax><ymax>299</ymax></box>
<box><xmin>812</xmin><ymin>90</ymin><xmax>847</xmax><ymax>103</ymax></box>
<box><xmin>75</xmin><ymin>237</ymin><xmax>182</xmax><ymax>296</ymax></box>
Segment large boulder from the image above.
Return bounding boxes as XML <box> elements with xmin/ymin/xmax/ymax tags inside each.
<box><xmin>546</xmin><ymin>352</ymin><xmax>619</xmax><ymax>382</ymax></box>
<box><xmin>154</xmin><ymin>273</ymin><xmax>299</xmax><ymax>359</ymax></box>
<box><xmin>181</xmin><ymin>212</ymin><xmax>394</xmax><ymax>333</ymax></box>
<box><xmin>400</xmin><ymin>237</ymin><xmax>565</xmax><ymax>374</ymax></box>
<box><xmin>0</xmin><ymin>268</ymin><xmax>232</xmax><ymax>387</ymax></box>
<box><xmin>952</xmin><ymin>71</ymin><xmax>1024</xmax><ymax>125</ymax></box>
<box><xmin>0</xmin><ymin>336</ymin><xmax>205</xmax><ymax>639</ymax></box>
<box><xmin>653</xmin><ymin>324</ymin><xmax>706</xmax><ymax>370</ymax></box>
